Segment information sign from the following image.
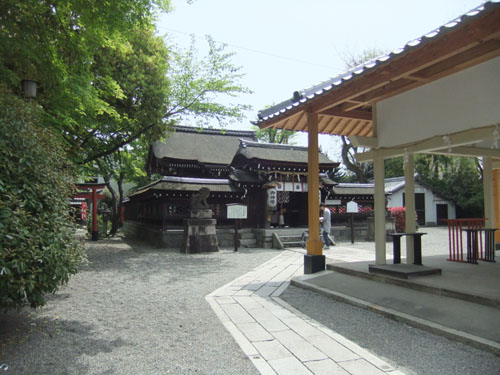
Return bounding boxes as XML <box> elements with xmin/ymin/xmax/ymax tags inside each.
<box><xmin>347</xmin><ymin>201</ymin><xmax>359</xmax><ymax>213</ymax></box>
<box><xmin>227</xmin><ymin>204</ymin><xmax>248</xmax><ymax>219</ymax></box>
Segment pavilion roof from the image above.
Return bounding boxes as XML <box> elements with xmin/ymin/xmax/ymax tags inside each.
<box><xmin>254</xmin><ymin>1</ymin><xmax>500</xmax><ymax>139</ymax></box>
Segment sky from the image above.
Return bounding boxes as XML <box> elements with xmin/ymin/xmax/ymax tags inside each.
<box><xmin>156</xmin><ymin>0</ymin><xmax>484</xmax><ymax>160</ymax></box>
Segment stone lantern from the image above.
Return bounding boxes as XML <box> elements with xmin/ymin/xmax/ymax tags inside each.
<box><xmin>21</xmin><ymin>79</ymin><xmax>37</xmax><ymax>99</ymax></box>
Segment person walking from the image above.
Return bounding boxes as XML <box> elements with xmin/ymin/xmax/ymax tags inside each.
<box><xmin>320</xmin><ymin>202</ymin><xmax>331</xmax><ymax>249</ymax></box>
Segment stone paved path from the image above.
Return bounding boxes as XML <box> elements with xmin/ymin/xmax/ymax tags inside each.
<box><xmin>206</xmin><ymin>250</ymin><xmax>405</xmax><ymax>375</ymax></box>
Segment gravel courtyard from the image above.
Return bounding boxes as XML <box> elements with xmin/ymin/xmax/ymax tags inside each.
<box><xmin>0</xmin><ymin>236</ymin><xmax>278</xmax><ymax>375</ymax></box>
<box><xmin>1</xmin><ymin>229</ymin><xmax>499</xmax><ymax>375</ymax></box>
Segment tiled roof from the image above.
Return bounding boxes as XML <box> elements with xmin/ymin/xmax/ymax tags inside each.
<box><xmin>129</xmin><ymin>176</ymin><xmax>239</xmax><ymax>197</ymax></box>
<box><xmin>255</xmin><ymin>1</ymin><xmax>499</xmax><ymax>137</ymax></box>
<box><xmin>235</xmin><ymin>139</ymin><xmax>338</xmax><ymax>166</ymax></box>
<box><xmin>332</xmin><ymin>183</ymin><xmax>376</xmax><ymax>196</ymax></box>
<box><xmin>149</xmin><ymin>125</ymin><xmax>257</xmax><ymax>170</ymax></box>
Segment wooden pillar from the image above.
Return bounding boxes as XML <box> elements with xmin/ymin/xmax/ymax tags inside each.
<box><xmin>91</xmin><ymin>188</ymin><xmax>99</xmax><ymax>241</ymax></box>
<box><xmin>404</xmin><ymin>153</ymin><xmax>416</xmax><ymax>264</ymax></box>
<box><xmin>483</xmin><ymin>157</ymin><xmax>494</xmax><ymax>228</ymax></box>
<box><xmin>305</xmin><ymin>112</ymin><xmax>325</xmax><ymax>273</ymax></box>
<box><xmin>374</xmin><ymin>154</ymin><xmax>386</xmax><ymax>265</ymax></box>
<box><xmin>493</xmin><ymin>169</ymin><xmax>500</xmax><ymax>243</ymax></box>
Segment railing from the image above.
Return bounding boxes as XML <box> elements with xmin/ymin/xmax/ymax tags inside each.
<box><xmin>445</xmin><ymin>219</ymin><xmax>496</xmax><ymax>263</ymax></box>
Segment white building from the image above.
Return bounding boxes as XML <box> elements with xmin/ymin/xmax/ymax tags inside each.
<box><xmin>385</xmin><ymin>176</ymin><xmax>456</xmax><ymax>226</ymax></box>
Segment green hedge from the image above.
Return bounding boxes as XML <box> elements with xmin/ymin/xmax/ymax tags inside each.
<box><xmin>0</xmin><ymin>92</ymin><xmax>84</xmax><ymax>310</ymax></box>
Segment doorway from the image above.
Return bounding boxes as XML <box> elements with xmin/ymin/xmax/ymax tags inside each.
<box><xmin>436</xmin><ymin>204</ymin><xmax>448</xmax><ymax>225</ymax></box>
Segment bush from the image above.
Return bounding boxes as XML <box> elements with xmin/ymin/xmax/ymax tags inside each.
<box><xmin>0</xmin><ymin>91</ymin><xmax>84</xmax><ymax>310</ymax></box>
<box><xmin>388</xmin><ymin>207</ymin><xmax>405</xmax><ymax>232</ymax></box>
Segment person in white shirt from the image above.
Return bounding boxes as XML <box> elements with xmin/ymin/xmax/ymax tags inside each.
<box><xmin>320</xmin><ymin>202</ymin><xmax>331</xmax><ymax>249</ymax></box>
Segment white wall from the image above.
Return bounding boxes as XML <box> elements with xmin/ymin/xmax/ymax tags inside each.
<box><xmin>387</xmin><ymin>183</ymin><xmax>456</xmax><ymax>225</ymax></box>
<box><xmin>376</xmin><ymin>57</ymin><xmax>500</xmax><ymax>148</ymax></box>
<box><xmin>387</xmin><ymin>189</ymin><xmax>403</xmax><ymax>208</ymax></box>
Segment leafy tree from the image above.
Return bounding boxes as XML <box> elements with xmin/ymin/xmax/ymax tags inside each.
<box><xmin>0</xmin><ymin>0</ymin><xmax>171</xmax><ymax>160</ymax></box>
<box><xmin>385</xmin><ymin>157</ymin><xmax>404</xmax><ymax>178</ymax></box>
<box><xmin>0</xmin><ymin>89</ymin><xmax>84</xmax><ymax>310</ymax></box>
<box><xmin>415</xmin><ymin>155</ymin><xmax>483</xmax><ymax>217</ymax></box>
<box><xmin>340</xmin><ymin>136</ymin><xmax>373</xmax><ymax>182</ymax></box>
<box><xmin>164</xmin><ymin>36</ymin><xmax>251</xmax><ymax>127</ymax></box>
<box><xmin>0</xmin><ymin>0</ymin><xmax>170</xmax><ymax>308</ymax></box>
<box><xmin>90</xmin><ymin>35</ymin><xmax>252</xmax><ymax>235</ymax></box>
<box><xmin>254</xmin><ymin>127</ymin><xmax>297</xmax><ymax>144</ymax></box>
<box><xmin>76</xmin><ymin>24</ymin><xmax>170</xmax><ymax>165</ymax></box>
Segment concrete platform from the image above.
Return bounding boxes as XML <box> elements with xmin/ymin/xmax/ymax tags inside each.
<box><xmin>291</xmin><ymin>254</ymin><xmax>500</xmax><ymax>355</ymax></box>
<box><xmin>368</xmin><ymin>263</ymin><xmax>442</xmax><ymax>279</ymax></box>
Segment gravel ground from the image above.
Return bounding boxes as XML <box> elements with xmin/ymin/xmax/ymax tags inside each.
<box><xmin>0</xmin><ymin>236</ymin><xmax>278</xmax><ymax>375</ymax></box>
<box><xmin>280</xmin><ymin>285</ymin><xmax>500</xmax><ymax>375</ymax></box>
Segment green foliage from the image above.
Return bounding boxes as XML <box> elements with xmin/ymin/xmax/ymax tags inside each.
<box><xmin>253</xmin><ymin>127</ymin><xmax>296</xmax><ymax>144</ymax></box>
<box><xmin>0</xmin><ymin>90</ymin><xmax>84</xmax><ymax>310</ymax></box>
<box><xmin>165</xmin><ymin>36</ymin><xmax>252</xmax><ymax>127</ymax></box>
<box><xmin>77</xmin><ymin>24</ymin><xmax>171</xmax><ymax>164</ymax></box>
<box><xmin>415</xmin><ymin>155</ymin><xmax>483</xmax><ymax>217</ymax></box>
<box><xmin>385</xmin><ymin>157</ymin><xmax>404</xmax><ymax>178</ymax></box>
<box><xmin>0</xmin><ymin>0</ymin><xmax>171</xmax><ymax>162</ymax></box>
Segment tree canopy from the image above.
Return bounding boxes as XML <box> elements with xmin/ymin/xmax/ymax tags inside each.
<box><xmin>253</xmin><ymin>127</ymin><xmax>297</xmax><ymax>144</ymax></box>
<box><xmin>0</xmin><ymin>0</ymin><xmax>170</xmax><ymax>161</ymax></box>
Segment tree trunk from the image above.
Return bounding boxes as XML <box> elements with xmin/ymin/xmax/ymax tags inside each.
<box><xmin>341</xmin><ymin>136</ymin><xmax>368</xmax><ymax>183</ymax></box>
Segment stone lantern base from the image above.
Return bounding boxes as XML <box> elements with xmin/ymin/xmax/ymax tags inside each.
<box><xmin>181</xmin><ymin>210</ymin><xmax>219</xmax><ymax>253</ymax></box>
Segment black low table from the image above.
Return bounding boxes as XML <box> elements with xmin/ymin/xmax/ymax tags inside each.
<box><xmin>388</xmin><ymin>232</ymin><xmax>426</xmax><ymax>265</ymax></box>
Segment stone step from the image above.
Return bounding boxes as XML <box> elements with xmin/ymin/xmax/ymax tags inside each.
<box><xmin>279</xmin><ymin>236</ymin><xmax>303</xmax><ymax>242</ymax></box>
<box><xmin>240</xmin><ymin>238</ymin><xmax>257</xmax><ymax>246</ymax></box>
<box><xmin>240</xmin><ymin>238</ymin><xmax>258</xmax><ymax>248</ymax></box>
<box><xmin>282</xmin><ymin>241</ymin><xmax>303</xmax><ymax>248</ymax></box>
<box><xmin>217</xmin><ymin>232</ymin><xmax>255</xmax><ymax>241</ymax></box>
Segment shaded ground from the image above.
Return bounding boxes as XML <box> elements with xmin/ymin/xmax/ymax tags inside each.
<box><xmin>0</xmin><ymin>236</ymin><xmax>278</xmax><ymax>375</ymax></box>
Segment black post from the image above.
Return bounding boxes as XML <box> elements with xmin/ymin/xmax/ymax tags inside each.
<box><xmin>391</xmin><ymin>234</ymin><xmax>402</xmax><ymax>264</ymax></box>
<box><xmin>234</xmin><ymin>219</ymin><xmax>239</xmax><ymax>252</ymax></box>
<box><xmin>413</xmin><ymin>233</ymin><xmax>423</xmax><ymax>265</ymax></box>
<box><xmin>350</xmin><ymin>213</ymin><xmax>355</xmax><ymax>244</ymax></box>
<box><xmin>465</xmin><ymin>229</ymin><xmax>479</xmax><ymax>264</ymax></box>
<box><xmin>484</xmin><ymin>228</ymin><xmax>497</xmax><ymax>262</ymax></box>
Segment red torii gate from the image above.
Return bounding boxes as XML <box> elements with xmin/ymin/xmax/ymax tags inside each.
<box><xmin>75</xmin><ymin>183</ymin><xmax>106</xmax><ymax>241</ymax></box>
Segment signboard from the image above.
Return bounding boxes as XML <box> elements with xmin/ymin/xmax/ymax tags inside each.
<box><xmin>227</xmin><ymin>204</ymin><xmax>247</xmax><ymax>219</ymax></box>
<box><xmin>346</xmin><ymin>201</ymin><xmax>359</xmax><ymax>213</ymax></box>
<box><xmin>267</xmin><ymin>188</ymin><xmax>277</xmax><ymax>208</ymax></box>
<box><xmin>325</xmin><ymin>199</ymin><xmax>341</xmax><ymax>206</ymax></box>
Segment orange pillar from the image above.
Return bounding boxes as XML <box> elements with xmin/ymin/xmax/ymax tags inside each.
<box><xmin>494</xmin><ymin>169</ymin><xmax>500</xmax><ymax>244</ymax></box>
<box><xmin>305</xmin><ymin>112</ymin><xmax>325</xmax><ymax>273</ymax></box>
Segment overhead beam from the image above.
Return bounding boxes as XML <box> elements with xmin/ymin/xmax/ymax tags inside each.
<box><xmin>349</xmin><ymin>135</ymin><xmax>379</xmax><ymax>148</ymax></box>
<box><xmin>356</xmin><ymin>125</ymin><xmax>499</xmax><ymax>162</ymax></box>
<box><xmin>320</xmin><ymin>107</ymin><xmax>372</xmax><ymax>121</ymax></box>
<box><xmin>413</xmin><ymin>39</ymin><xmax>500</xmax><ymax>81</ymax></box>
<box><xmin>428</xmin><ymin>146</ymin><xmax>500</xmax><ymax>158</ymax></box>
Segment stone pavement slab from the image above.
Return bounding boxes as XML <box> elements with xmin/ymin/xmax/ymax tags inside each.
<box><xmin>206</xmin><ymin>250</ymin><xmax>403</xmax><ymax>375</ymax></box>
<box><xmin>291</xmin><ymin>269</ymin><xmax>500</xmax><ymax>354</ymax></box>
